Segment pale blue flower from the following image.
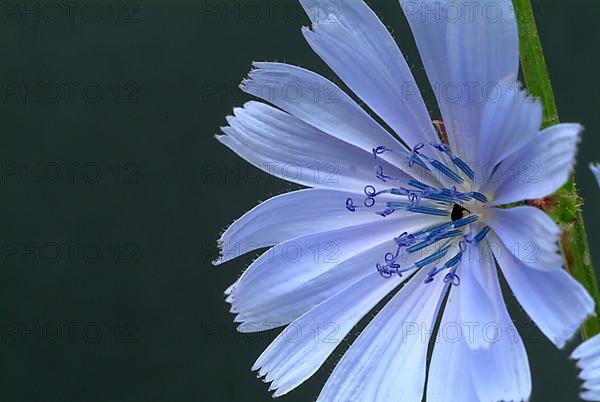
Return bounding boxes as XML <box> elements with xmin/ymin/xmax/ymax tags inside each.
<box><xmin>570</xmin><ymin>164</ymin><xmax>600</xmax><ymax>401</ymax></box>
<box><xmin>572</xmin><ymin>333</ymin><xmax>600</xmax><ymax>401</ymax></box>
<box><xmin>215</xmin><ymin>1</ymin><xmax>593</xmax><ymax>401</ymax></box>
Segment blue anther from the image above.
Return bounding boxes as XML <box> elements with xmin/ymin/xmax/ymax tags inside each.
<box><xmin>452</xmin><ymin>215</ymin><xmax>478</xmax><ymax>229</ymax></box>
<box><xmin>407</xmin><ymin>239</ymin><xmax>435</xmax><ymax>254</ymax></box>
<box><xmin>407</xmin><ymin>230</ymin><xmax>462</xmax><ymax>253</ymax></box>
<box><xmin>388</xmin><ymin>194</ymin><xmax>452</xmax><ymax>216</ymax></box>
<box><xmin>407</xmin><ymin>179</ymin><xmax>431</xmax><ymax>190</ymax></box>
<box><xmin>415</xmin><ymin>245</ymin><xmax>451</xmax><ymax>269</ymax></box>
<box><xmin>416</xmin><ymin>221</ymin><xmax>455</xmax><ymax>239</ymax></box>
<box><xmin>444</xmin><ymin>251</ymin><xmax>463</xmax><ymax>268</ymax></box>
<box><xmin>420</xmin><ymin>190</ymin><xmax>460</xmax><ymax>204</ymax></box>
<box><xmin>469</xmin><ymin>192</ymin><xmax>489</xmax><ymax>203</ymax></box>
<box><xmin>440</xmin><ymin>188</ymin><xmax>471</xmax><ymax>201</ymax></box>
<box><xmin>437</xmin><ymin>221</ymin><xmax>456</xmax><ymax>232</ymax></box>
<box><xmin>430</xmin><ymin>143</ymin><xmax>474</xmax><ymax>181</ymax></box>
<box><xmin>429</xmin><ymin>159</ymin><xmax>465</xmax><ymax>184</ymax></box>
<box><xmin>452</xmin><ymin>157</ymin><xmax>475</xmax><ymax>180</ymax></box>
<box><xmin>472</xmin><ymin>226</ymin><xmax>491</xmax><ymax>244</ymax></box>
<box><xmin>386</xmin><ymin>201</ymin><xmax>411</xmax><ymax>210</ymax></box>
<box><xmin>407</xmin><ymin>205</ymin><xmax>451</xmax><ymax>217</ymax></box>
<box><xmin>436</xmin><ymin>229</ymin><xmax>462</xmax><ymax>240</ymax></box>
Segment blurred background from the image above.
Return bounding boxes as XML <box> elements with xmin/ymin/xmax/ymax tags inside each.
<box><xmin>0</xmin><ymin>0</ymin><xmax>598</xmax><ymax>400</ymax></box>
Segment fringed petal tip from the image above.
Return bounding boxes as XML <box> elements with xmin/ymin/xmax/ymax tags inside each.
<box><xmin>251</xmin><ymin>361</ymin><xmax>291</xmax><ymax>398</ymax></box>
<box><xmin>580</xmin><ymin>389</ymin><xmax>600</xmax><ymax>401</ymax></box>
<box><xmin>212</xmin><ymin>240</ymin><xmax>224</xmax><ymax>266</ymax></box>
<box><xmin>570</xmin><ymin>334</ymin><xmax>600</xmax><ymax>400</ymax></box>
<box><xmin>571</xmin><ymin>333</ymin><xmax>600</xmax><ymax>360</ymax></box>
<box><xmin>553</xmin><ymin>302</ymin><xmax>595</xmax><ymax>350</ymax></box>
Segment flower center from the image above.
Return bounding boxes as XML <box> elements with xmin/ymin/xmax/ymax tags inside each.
<box><xmin>345</xmin><ymin>142</ymin><xmax>492</xmax><ymax>286</ymax></box>
<box><xmin>451</xmin><ymin>203</ymin><xmax>470</xmax><ymax>221</ymax></box>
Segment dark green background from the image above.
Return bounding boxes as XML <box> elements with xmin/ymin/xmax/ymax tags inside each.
<box><xmin>0</xmin><ymin>0</ymin><xmax>598</xmax><ymax>401</ymax></box>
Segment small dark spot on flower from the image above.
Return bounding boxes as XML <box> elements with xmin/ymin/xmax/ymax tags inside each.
<box><xmin>451</xmin><ymin>204</ymin><xmax>469</xmax><ymax>221</ymax></box>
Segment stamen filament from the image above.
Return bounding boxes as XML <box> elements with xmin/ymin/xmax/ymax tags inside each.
<box><xmin>414</xmin><ymin>245</ymin><xmax>451</xmax><ymax>269</ymax></box>
<box><xmin>428</xmin><ymin>159</ymin><xmax>465</xmax><ymax>184</ymax></box>
<box><xmin>470</xmin><ymin>225</ymin><xmax>491</xmax><ymax>244</ymax></box>
<box><xmin>407</xmin><ymin>229</ymin><xmax>462</xmax><ymax>253</ymax></box>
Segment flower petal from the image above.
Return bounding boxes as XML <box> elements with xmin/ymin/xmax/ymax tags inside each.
<box><xmin>469</xmin><ymin>245</ymin><xmax>532</xmax><ymax>401</ymax></box>
<box><xmin>581</xmin><ymin>366</ymin><xmax>600</xmax><ymax>382</ymax></box>
<box><xmin>214</xmin><ymin>189</ymin><xmax>404</xmax><ymax>265</ymax></box>
<box><xmin>475</xmin><ymin>81</ymin><xmax>542</xmax><ymax>188</ymax></box>
<box><xmin>241</xmin><ymin>63</ymin><xmax>401</xmax><ymax>160</ymax></box>
<box><xmin>484</xmin><ymin>123</ymin><xmax>581</xmax><ymax>205</ymax></box>
<box><xmin>217</xmin><ymin>101</ymin><xmax>407</xmax><ymax>191</ymax></box>
<box><xmin>240</xmin><ymin>62</ymin><xmax>437</xmax><ymax>185</ymax></box>
<box><xmin>232</xmin><ymin>240</ymin><xmax>392</xmax><ymax>331</ymax></box>
<box><xmin>429</xmin><ymin>267</ymin><xmax>531</xmax><ymax>402</ymax></box>
<box><xmin>458</xmin><ymin>240</ymin><xmax>502</xmax><ymax>349</ymax></box>
<box><xmin>255</xmin><ymin>271</ymin><xmax>405</xmax><ymax>397</ymax></box>
<box><xmin>230</xmin><ymin>214</ymin><xmax>446</xmax><ymax>331</ymax></box>
<box><xmin>493</xmin><ymin>233</ymin><xmax>594</xmax><ymax>348</ymax></box>
<box><xmin>483</xmin><ymin>206</ymin><xmax>563</xmax><ymax>271</ymax></box>
<box><xmin>427</xmin><ymin>289</ymin><xmax>478</xmax><ymax>402</ymax></box>
<box><xmin>400</xmin><ymin>0</ymin><xmax>519</xmax><ymax>162</ymax></box>
<box><xmin>470</xmin><ymin>319</ymin><xmax>532</xmax><ymax>402</ymax></box>
<box><xmin>317</xmin><ymin>267</ymin><xmax>447</xmax><ymax>402</ymax></box>
<box><xmin>570</xmin><ymin>330</ymin><xmax>600</xmax><ymax>400</ymax></box>
<box><xmin>581</xmin><ymin>389</ymin><xmax>600</xmax><ymax>401</ymax></box>
<box><xmin>299</xmin><ymin>0</ymin><xmax>438</xmax><ymax>147</ymax></box>
<box><xmin>573</xmin><ymin>334</ymin><xmax>600</xmax><ymax>360</ymax></box>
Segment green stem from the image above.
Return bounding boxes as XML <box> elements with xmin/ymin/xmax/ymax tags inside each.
<box><xmin>514</xmin><ymin>0</ymin><xmax>600</xmax><ymax>339</ymax></box>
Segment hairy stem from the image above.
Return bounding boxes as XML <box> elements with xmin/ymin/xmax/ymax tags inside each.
<box><xmin>514</xmin><ymin>0</ymin><xmax>600</xmax><ymax>338</ymax></box>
